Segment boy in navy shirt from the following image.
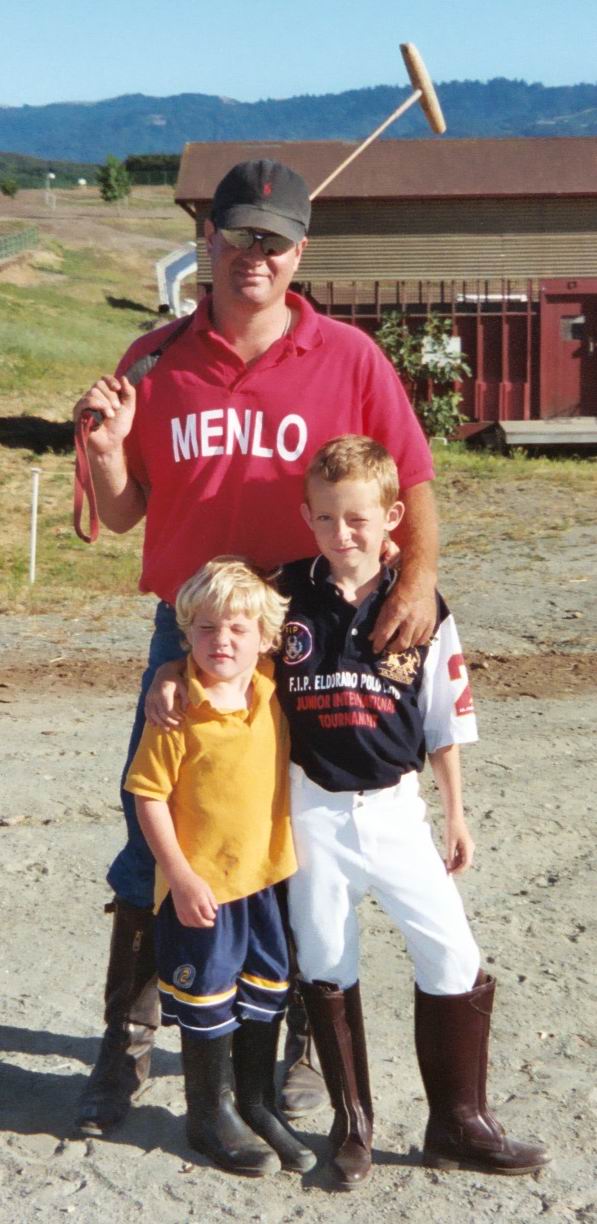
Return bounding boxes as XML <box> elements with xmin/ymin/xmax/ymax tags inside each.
<box><xmin>275</xmin><ymin>436</ymin><xmax>549</xmax><ymax>1189</ymax></box>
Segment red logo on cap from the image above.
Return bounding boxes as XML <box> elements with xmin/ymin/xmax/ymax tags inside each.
<box><xmin>263</xmin><ymin>183</ymin><xmax>272</xmax><ymax>196</ymax></box>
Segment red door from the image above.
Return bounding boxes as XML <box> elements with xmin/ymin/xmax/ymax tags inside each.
<box><xmin>540</xmin><ymin>279</ymin><xmax>597</xmax><ymax>417</ymax></box>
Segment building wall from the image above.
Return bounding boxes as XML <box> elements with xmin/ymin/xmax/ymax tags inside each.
<box><xmin>194</xmin><ymin>197</ymin><xmax>597</xmax><ymax>283</ymax></box>
<box><xmin>190</xmin><ymin>195</ymin><xmax>597</xmax><ymax>423</ymax></box>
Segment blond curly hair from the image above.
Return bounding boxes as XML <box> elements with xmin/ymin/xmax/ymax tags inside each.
<box><xmin>175</xmin><ymin>556</ymin><xmax>289</xmax><ymax>651</ymax></box>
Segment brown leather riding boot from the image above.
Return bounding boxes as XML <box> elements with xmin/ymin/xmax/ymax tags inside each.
<box><xmin>414</xmin><ymin>972</ymin><xmax>551</xmax><ymax>1175</ymax></box>
<box><xmin>301</xmin><ymin>980</ymin><xmax>373</xmax><ymax>1189</ymax></box>
<box><xmin>75</xmin><ymin>898</ymin><xmax>160</xmax><ymax>1135</ymax></box>
<box><xmin>280</xmin><ymin>986</ymin><xmax>328</xmax><ymax>1118</ymax></box>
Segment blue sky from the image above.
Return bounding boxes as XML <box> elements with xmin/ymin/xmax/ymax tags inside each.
<box><xmin>4</xmin><ymin>0</ymin><xmax>594</xmax><ymax>108</ymax></box>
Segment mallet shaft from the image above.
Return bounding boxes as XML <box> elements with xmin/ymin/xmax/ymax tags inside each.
<box><xmin>309</xmin><ymin>91</ymin><xmax>421</xmax><ymax>201</ymax></box>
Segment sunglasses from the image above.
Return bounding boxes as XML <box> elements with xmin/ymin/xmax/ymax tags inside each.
<box><xmin>218</xmin><ymin>227</ymin><xmax>296</xmax><ymax>257</ymax></box>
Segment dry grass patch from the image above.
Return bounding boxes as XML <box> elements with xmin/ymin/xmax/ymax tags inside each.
<box><xmin>1</xmin><ymin>441</ymin><xmax>595</xmax><ymax>615</ymax></box>
<box><xmin>433</xmin><ymin>444</ymin><xmax>597</xmax><ymax>552</ymax></box>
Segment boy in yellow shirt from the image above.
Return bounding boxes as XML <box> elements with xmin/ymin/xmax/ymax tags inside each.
<box><xmin>124</xmin><ymin>557</ymin><xmax>314</xmax><ymax>1177</ymax></box>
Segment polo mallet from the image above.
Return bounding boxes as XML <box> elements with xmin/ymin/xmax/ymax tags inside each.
<box><xmin>309</xmin><ymin>43</ymin><xmax>446</xmax><ymax>200</ymax></box>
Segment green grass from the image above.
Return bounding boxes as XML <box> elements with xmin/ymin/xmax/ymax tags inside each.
<box><xmin>0</xmin><ymin>449</ymin><xmax>144</xmax><ymax>613</ymax></box>
<box><xmin>0</xmin><ymin>220</ymin><xmax>28</xmax><ymax>236</ymax></box>
<box><xmin>0</xmin><ymin>242</ymin><xmax>161</xmax><ymax>412</ymax></box>
<box><xmin>432</xmin><ymin>440</ymin><xmax>596</xmax><ymax>483</ymax></box>
<box><xmin>0</xmin><ymin>229</ymin><xmax>163</xmax><ymax>609</ymax></box>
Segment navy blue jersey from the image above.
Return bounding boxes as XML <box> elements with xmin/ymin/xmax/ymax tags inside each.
<box><xmin>276</xmin><ymin>557</ymin><xmax>477</xmax><ymax>793</ymax></box>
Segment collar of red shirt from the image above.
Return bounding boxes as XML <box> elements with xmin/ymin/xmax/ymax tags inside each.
<box><xmin>192</xmin><ymin>290</ymin><xmax>323</xmax><ymax>353</ymax></box>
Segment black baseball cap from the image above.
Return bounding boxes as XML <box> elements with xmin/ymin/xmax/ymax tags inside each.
<box><xmin>211</xmin><ymin>160</ymin><xmax>311</xmax><ymax>243</ymax></box>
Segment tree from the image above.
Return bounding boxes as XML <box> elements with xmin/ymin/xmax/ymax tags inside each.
<box><xmin>1</xmin><ymin>177</ymin><xmax>19</xmax><ymax>198</ymax></box>
<box><xmin>376</xmin><ymin>312</ymin><xmax>471</xmax><ymax>439</ymax></box>
<box><xmin>97</xmin><ymin>154</ymin><xmax>131</xmax><ymax>205</ymax></box>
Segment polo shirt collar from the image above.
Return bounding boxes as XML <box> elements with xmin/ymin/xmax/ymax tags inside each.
<box><xmin>308</xmin><ymin>554</ymin><xmax>397</xmax><ymax>598</ymax></box>
<box><xmin>185</xmin><ymin>654</ymin><xmax>269</xmax><ymax>716</ymax></box>
<box><xmin>192</xmin><ymin>291</ymin><xmax>323</xmax><ymax>353</ymax></box>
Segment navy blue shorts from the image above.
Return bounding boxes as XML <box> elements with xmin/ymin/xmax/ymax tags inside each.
<box><xmin>155</xmin><ymin>885</ymin><xmax>290</xmax><ymax>1040</ymax></box>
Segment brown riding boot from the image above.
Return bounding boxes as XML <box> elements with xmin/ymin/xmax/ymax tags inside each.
<box><xmin>414</xmin><ymin>972</ymin><xmax>551</xmax><ymax>1175</ymax></box>
<box><xmin>301</xmin><ymin>980</ymin><xmax>373</xmax><ymax>1189</ymax></box>
<box><xmin>75</xmin><ymin>898</ymin><xmax>160</xmax><ymax>1135</ymax></box>
<box><xmin>280</xmin><ymin>986</ymin><xmax>328</xmax><ymax>1118</ymax></box>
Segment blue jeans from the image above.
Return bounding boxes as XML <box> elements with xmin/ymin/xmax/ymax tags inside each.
<box><xmin>107</xmin><ymin>601</ymin><xmax>186</xmax><ymax>907</ymax></box>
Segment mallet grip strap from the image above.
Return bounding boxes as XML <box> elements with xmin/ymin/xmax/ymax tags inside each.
<box><xmin>73</xmin><ymin>410</ymin><xmax>101</xmax><ymax>543</ymax></box>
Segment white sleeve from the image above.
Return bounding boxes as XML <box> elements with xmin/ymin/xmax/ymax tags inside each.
<box><xmin>417</xmin><ymin>612</ymin><xmax>478</xmax><ymax>752</ymax></box>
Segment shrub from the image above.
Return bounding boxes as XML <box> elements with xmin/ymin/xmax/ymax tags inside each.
<box><xmin>97</xmin><ymin>155</ymin><xmax>131</xmax><ymax>205</ymax></box>
<box><xmin>376</xmin><ymin>312</ymin><xmax>471</xmax><ymax>438</ymax></box>
<box><xmin>1</xmin><ymin>178</ymin><xmax>19</xmax><ymax>198</ymax></box>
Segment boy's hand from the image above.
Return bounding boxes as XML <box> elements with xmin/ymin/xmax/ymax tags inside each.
<box><xmin>380</xmin><ymin>534</ymin><xmax>400</xmax><ymax>566</ymax></box>
<box><xmin>145</xmin><ymin>660</ymin><xmax>188</xmax><ymax>728</ymax></box>
<box><xmin>171</xmin><ymin>874</ymin><xmax>219</xmax><ymax>928</ymax></box>
<box><xmin>444</xmin><ymin>820</ymin><xmax>475</xmax><ymax>875</ymax></box>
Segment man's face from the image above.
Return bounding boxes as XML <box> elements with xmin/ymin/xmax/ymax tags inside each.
<box><xmin>204</xmin><ymin>220</ymin><xmax>307</xmax><ymax>311</ymax></box>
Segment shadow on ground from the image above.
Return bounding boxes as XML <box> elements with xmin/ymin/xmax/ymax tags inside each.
<box><xmin>0</xmin><ymin>1024</ymin><xmax>179</xmax><ymax>1142</ymax></box>
<box><xmin>0</xmin><ymin>416</ymin><xmax>74</xmax><ymax>453</ymax></box>
<box><xmin>0</xmin><ymin>1024</ymin><xmax>422</xmax><ymax>1179</ymax></box>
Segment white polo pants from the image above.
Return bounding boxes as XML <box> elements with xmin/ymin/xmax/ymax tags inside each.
<box><xmin>288</xmin><ymin>765</ymin><xmax>480</xmax><ymax>996</ymax></box>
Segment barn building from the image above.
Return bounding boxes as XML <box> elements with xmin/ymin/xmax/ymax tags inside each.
<box><xmin>175</xmin><ymin>138</ymin><xmax>597</xmax><ymax>424</ymax></box>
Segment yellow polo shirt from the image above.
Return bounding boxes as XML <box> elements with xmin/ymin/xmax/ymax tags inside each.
<box><xmin>124</xmin><ymin>656</ymin><xmax>296</xmax><ymax>910</ymax></box>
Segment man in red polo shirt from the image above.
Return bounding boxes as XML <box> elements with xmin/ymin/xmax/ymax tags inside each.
<box><xmin>72</xmin><ymin>159</ymin><xmax>438</xmax><ymax>1136</ymax></box>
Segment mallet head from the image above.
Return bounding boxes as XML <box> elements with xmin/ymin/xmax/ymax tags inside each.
<box><xmin>400</xmin><ymin>42</ymin><xmax>446</xmax><ymax>134</ymax></box>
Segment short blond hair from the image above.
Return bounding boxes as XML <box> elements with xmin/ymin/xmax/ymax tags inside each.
<box><xmin>176</xmin><ymin>556</ymin><xmax>289</xmax><ymax>651</ymax></box>
<box><xmin>305</xmin><ymin>435</ymin><xmax>399</xmax><ymax>510</ymax></box>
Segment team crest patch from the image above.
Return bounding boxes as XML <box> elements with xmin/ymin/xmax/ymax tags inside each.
<box><xmin>377</xmin><ymin>647</ymin><xmax>421</xmax><ymax>685</ymax></box>
<box><xmin>173</xmin><ymin>964</ymin><xmax>196</xmax><ymax>990</ymax></box>
<box><xmin>283</xmin><ymin>620</ymin><xmax>313</xmax><ymax>665</ymax></box>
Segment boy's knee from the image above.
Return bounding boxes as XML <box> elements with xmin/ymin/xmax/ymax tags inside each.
<box><xmin>416</xmin><ymin>939</ymin><xmax>480</xmax><ymax>996</ymax></box>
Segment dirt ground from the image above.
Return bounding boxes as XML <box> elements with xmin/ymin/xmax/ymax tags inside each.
<box><xmin>0</xmin><ymin>502</ymin><xmax>596</xmax><ymax>1224</ymax></box>
<box><xmin>0</xmin><ymin>186</ymin><xmax>189</xmax><ymax>260</ymax></box>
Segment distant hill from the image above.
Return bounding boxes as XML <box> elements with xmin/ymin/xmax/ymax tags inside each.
<box><xmin>1</xmin><ymin>79</ymin><xmax>596</xmax><ymax>163</ymax></box>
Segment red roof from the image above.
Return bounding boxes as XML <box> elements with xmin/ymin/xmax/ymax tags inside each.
<box><xmin>175</xmin><ymin>137</ymin><xmax>597</xmax><ymax>204</ymax></box>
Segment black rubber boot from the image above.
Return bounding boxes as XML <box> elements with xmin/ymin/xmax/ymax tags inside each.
<box><xmin>280</xmin><ymin>987</ymin><xmax>328</xmax><ymax>1118</ymax></box>
<box><xmin>182</xmin><ymin>1029</ymin><xmax>281</xmax><ymax>1176</ymax></box>
<box><xmin>301</xmin><ymin>980</ymin><xmax>373</xmax><ymax>1190</ymax></box>
<box><xmin>76</xmin><ymin>898</ymin><xmax>160</xmax><ymax>1135</ymax></box>
<box><xmin>415</xmin><ymin>972</ymin><xmax>551</xmax><ymax>1175</ymax></box>
<box><xmin>233</xmin><ymin>1019</ymin><xmax>317</xmax><ymax>1172</ymax></box>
